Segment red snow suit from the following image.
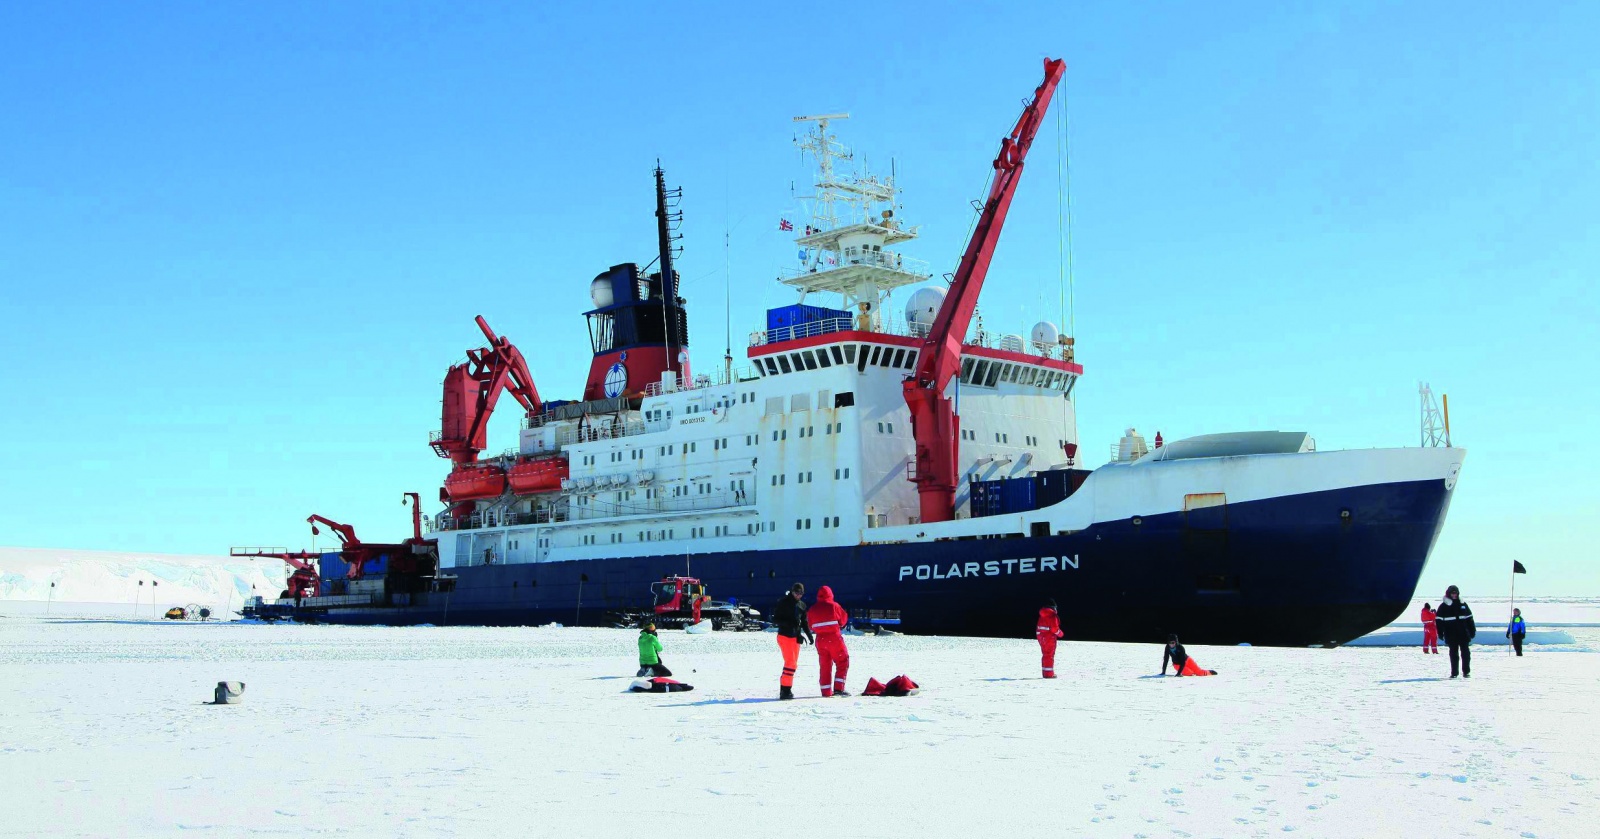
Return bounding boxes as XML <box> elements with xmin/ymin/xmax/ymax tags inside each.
<box><xmin>1420</xmin><ymin>606</ymin><xmax>1439</xmax><ymax>653</ymax></box>
<box><xmin>1037</xmin><ymin>606</ymin><xmax>1064</xmax><ymax>678</ymax></box>
<box><xmin>1177</xmin><ymin>657</ymin><xmax>1214</xmax><ymax>677</ymax></box>
<box><xmin>808</xmin><ymin>586</ymin><xmax>850</xmax><ymax>696</ymax></box>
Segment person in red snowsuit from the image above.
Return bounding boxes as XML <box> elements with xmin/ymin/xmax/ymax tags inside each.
<box><xmin>1037</xmin><ymin>599</ymin><xmax>1064</xmax><ymax>678</ymax></box>
<box><xmin>807</xmin><ymin>585</ymin><xmax>851</xmax><ymax>697</ymax></box>
<box><xmin>1420</xmin><ymin>602</ymin><xmax>1439</xmax><ymax>654</ymax></box>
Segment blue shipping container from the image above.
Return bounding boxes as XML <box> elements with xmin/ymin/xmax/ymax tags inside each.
<box><xmin>766</xmin><ymin>304</ymin><xmax>851</xmax><ymax>332</ymax></box>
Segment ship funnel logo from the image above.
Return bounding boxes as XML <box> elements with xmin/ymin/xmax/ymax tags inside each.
<box><xmin>604</xmin><ymin>363</ymin><xmax>628</xmax><ymax>399</ymax></box>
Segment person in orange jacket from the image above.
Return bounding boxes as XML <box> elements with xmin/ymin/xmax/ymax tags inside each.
<box><xmin>1420</xmin><ymin>602</ymin><xmax>1439</xmax><ymax>654</ymax></box>
<box><xmin>1037</xmin><ymin>598</ymin><xmax>1064</xmax><ymax>678</ymax></box>
<box><xmin>807</xmin><ymin>585</ymin><xmax>851</xmax><ymax>697</ymax></box>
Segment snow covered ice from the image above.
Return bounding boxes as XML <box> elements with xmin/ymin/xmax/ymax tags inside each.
<box><xmin>3</xmin><ymin>618</ymin><xmax>1596</xmax><ymax>838</ymax></box>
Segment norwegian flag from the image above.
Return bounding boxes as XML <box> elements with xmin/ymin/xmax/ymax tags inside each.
<box><xmin>779</xmin><ymin>218</ymin><xmax>794</xmax><ymax>231</ymax></box>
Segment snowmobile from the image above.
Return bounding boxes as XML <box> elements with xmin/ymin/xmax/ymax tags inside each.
<box><xmin>609</xmin><ymin>576</ymin><xmax>763</xmax><ymax>631</ymax></box>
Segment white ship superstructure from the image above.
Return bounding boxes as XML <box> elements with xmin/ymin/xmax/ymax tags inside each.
<box><xmin>438</xmin><ymin>115</ymin><xmax>1081</xmax><ymax>570</ymax></box>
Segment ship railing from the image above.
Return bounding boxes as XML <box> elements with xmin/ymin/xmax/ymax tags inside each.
<box><xmin>641</xmin><ymin>365</ymin><xmax>758</xmax><ymax>397</ymax></box>
<box><xmin>574</xmin><ymin>490</ymin><xmax>754</xmax><ymax>521</ymax></box>
<box><xmin>751</xmin><ymin>317</ymin><xmax>856</xmax><ymax>347</ymax></box>
<box><xmin>779</xmin><ymin>249</ymin><xmax>930</xmax><ymax>278</ymax></box>
<box><xmin>433</xmin><ymin>507</ymin><xmax>571</xmax><ymax>532</ymax></box>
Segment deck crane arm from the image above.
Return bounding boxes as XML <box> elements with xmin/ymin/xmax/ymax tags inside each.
<box><xmin>902</xmin><ymin>58</ymin><xmax>1065</xmax><ymax>525</ymax></box>
<box><xmin>306</xmin><ymin>514</ymin><xmax>361</xmax><ymax>547</ymax></box>
<box><xmin>433</xmin><ymin>316</ymin><xmax>544</xmax><ymax>465</ymax></box>
<box><xmin>228</xmin><ymin>547</ymin><xmax>323</xmax><ymax>599</ymax></box>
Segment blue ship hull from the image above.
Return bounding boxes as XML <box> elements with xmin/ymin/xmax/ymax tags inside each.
<box><xmin>280</xmin><ymin>476</ymin><xmax>1453</xmax><ymax>647</ymax></box>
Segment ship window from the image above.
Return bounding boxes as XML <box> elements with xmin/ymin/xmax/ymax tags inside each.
<box><xmin>799</xmin><ymin>351</ymin><xmax>817</xmax><ymax>370</ymax></box>
<box><xmin>868</xmin><ymin>346</ymin><xmax>883</xmax><ymax>366</ymax></box>
<box><xmin>886</xmin><ymin>423</ymin><xmax>894</xmax><ymax>434</ymax></box>
<box><xmin>843</xmin><ymin>344</ymin><xmax>856</xmax><ymax>363</ymax></box>
<box><xmin>971</xmin><ymin>360</ymin><xmax>989</xmax><ymax>386</ymax></box>
<box><xmin>960</xmin><ymin>357</ymin><xmax>975</xmax><ymax>383</ymax></box>
<box><xmin>887</xmin><ymin>349</ymin><xmax>903</xmax><ymax>368</ymax></box>
<box><xmin>984</xmin><ymin>363</ymin><xmax>1002</xmax><ymax>388</ymax></box>
<box><xmin>815</xmin><ymin>350</ymin><xmax>832</xmax><ymax>368</ymax></box>
<box><xmin>777</xmin><ymin>355</ymin><xmax>792</xmax><ymax>374</ymax></box>
<box><xmin>829</xmin><ymin>346</ymin><xmax>844</xmax><ymax>365</ymax></box>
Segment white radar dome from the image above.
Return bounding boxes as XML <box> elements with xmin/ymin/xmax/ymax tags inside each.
<box><xmin>905</xmin><ymin>286</ymin><xmax>946</xmax><ymax>338</ymax></box>
<box><xmin>1030</xmin><ymin>321</ymin><xmax>1059</xmax><ymax>352</ymax></box>
<box><xmin>1000</xmin><ymin>333</ymin><xmax>1027</xmax><ymax>353</ymax></box>
<box><xmin>589</xmin><ymin>276</ymin><xmax>614</xmax><ymax>309</ymax></box>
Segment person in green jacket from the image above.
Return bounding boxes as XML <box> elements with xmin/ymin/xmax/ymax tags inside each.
<box><xmin>637</xmin><ymin>623</ymin><xmax>671</xmax><ymax>677</ymax></box>
<box><xmin>1506</xmin><ymin>609</ymin><xmax>1527</xmax><ymax>657</ymax></box>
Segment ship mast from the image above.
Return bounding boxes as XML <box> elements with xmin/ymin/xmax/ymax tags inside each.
<box><xmin>786</xmin><ymin>114</ymin><xmax>929</xmax><ymax>330</ymax></box>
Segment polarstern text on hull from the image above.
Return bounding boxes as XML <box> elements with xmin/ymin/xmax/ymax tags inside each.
<box><xmin>899</xmin><ymin>556</ymin><xmax>1079</xmax><ymax>581</ymax></box>
<box><xmin>237</xmin><ymin>59</ymin><xmax>1465</xmax><ymax>647</ymax></box>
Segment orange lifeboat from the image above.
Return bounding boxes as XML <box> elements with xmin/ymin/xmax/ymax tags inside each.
<box><xmin>444</xmin><ymin>463</ymin><xmax>508</xmax><ymax>501</ymax></box>
<box><xmin>508</xmin><ymin>455</ymin><xmax>569</xmax><ymax>495</ymax></box>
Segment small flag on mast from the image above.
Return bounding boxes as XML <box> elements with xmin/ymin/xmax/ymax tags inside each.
<box><xmin>779</xmin><ymin>218</ymin><xmax>794</xmax><ymax>231</ymax></box>
<box><xmin>1513</xmin><ymin>560</ymin><xmax>1527</xmax><ymax>574</ymax></box>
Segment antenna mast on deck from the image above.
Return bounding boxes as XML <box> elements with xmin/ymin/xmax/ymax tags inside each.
<box><xmin>1420</xmin><ymin>382</ymin><xmax>1452</xmax><ymax>447</ymax></box>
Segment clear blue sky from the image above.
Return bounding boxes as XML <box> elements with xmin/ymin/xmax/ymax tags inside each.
<box><xmin>3</xmin><ymin>2</ymin><xmax>1595</xmax><ymax>598</ymax></box>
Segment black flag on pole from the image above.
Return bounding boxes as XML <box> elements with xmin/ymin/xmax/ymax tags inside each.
<box><xmin>1513</xmin><ymin>560</ymin><xmax>1527</xmax><ymax>574</ymax></box>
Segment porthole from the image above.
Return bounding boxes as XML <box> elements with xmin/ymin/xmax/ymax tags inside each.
<box><xmin>1132</xmin><ymin>516</ymin><xmax>1143</xmax><ymax>527</ymax></box>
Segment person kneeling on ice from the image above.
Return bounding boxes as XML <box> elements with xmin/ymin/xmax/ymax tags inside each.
<box><xmin>1037</xmin><ymin>598</ymin><xmax>1064</xmax><ymax>678</ymax></box>
<box><xmin>1162</xmin><ymin>634</ymin><xmax>1217</xmax><ymax>676</ymax></box>
<box><xmin>637</xmin><ymin>623</ymin><xmax>671</xmax><ymax>678</ymax></box>
<box><xmin>807</xmin><ymin>585</ymin><xmax>851</xmax><ymax>697</ymax></box>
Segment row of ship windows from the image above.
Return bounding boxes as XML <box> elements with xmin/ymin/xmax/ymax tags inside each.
<box><xmin>757</xmin><ymin>341</ymin><xmax>1075</xmax><ymax>394</ymax></box>
<box><xmin>770</xmin><ymin>468</ymin><xmax>851</xmax><ymax>486</ymax></box>
<box><xmin>957</xmin><ymin>431</ymin><xmax>1044</xmax><ymax>446</ymax></box>
<box><xmin>576</xmin><ymin>517</ymin><xmax>847</xmax><ymax>545</ymax></box>
<box><xmin>958</xmin><ymin>356</ymin><xmax>1076</xmax><ymax>392</ymax></box>
<box><xmin>577</xmin><ymin>420</ymin><xmax>854</xmax><ymax>466</ymax></box>
<box><xmin>571</xmin><ymin>479</ymin><xmax>749</xmax><ymax>505</ymax></box>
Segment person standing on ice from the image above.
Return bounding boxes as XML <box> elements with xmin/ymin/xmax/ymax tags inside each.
<box><xmin>1037</xmin><ymin>598</ymin><xmax>1064</xmax><ymax>678</ymax></box>
<box><xmin>1434</xmin><ymin>584</ymin><xmax>1476</xmax><ymax>678</ymax></box>
<box><xmin>637</xmin><ymin>622</ymin><xmax>671</xmax><ymax>677</ymax></box>
<box><xmin>1162</xmin><ymin>634</ymin><xmax>1218</xmax><ymax>676</ymax></box>
<box><xmin>772</xmin><ymin>583</ymin><xmax>814</xmax><ymax>700</ymax></box>
<box><xmin>1506</xmin><ymin>608</ymin><xmax>1527</xmax><ymax>657</ymax></box>
<box><xmin>807</xmin><ymin>585</ymin><xmax>851</xmax><ymax>696</ymax></box>
<box><xmin>1420</xmin><ymin>602</ymin><xmax>1440</xmax><ymax>654</ymax></box>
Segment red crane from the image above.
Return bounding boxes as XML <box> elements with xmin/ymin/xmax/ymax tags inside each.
<box><xmin>432</xmin><ymin>316</ymin><xmax>556</xmax><ymax>507</ymax></box>
<box><xmin>228</xmin><ymin>547</ymin><xmax>322</xmax><ymax>600</ymax></box>
<box><xmin>432</xmin><ymin>315</ymin><xmax>543</xmax><ymax>466</ymax></box>
<box><xmin>903</xmin><ymin>58</ymin><xmax>1066</xmax><ymax>525</ymax></box>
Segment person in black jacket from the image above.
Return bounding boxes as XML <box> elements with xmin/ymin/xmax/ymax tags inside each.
<box><xmin>771</xmin><ymin>583</ymin><xmax>815</xmax><ymax>700</ymax></box>
<box><xmin>1161</xmin><ymin>634</ymin><xmax>1218</xmax><ymax>676</ymax></box>
<box><xmin>1434</xmin><ymin>584</ymin><xmax>1477</xmax><ymax>678</ymax></box>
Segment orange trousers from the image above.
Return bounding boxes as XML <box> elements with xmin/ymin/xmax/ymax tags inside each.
<box><xmin>778</xmin><ymin>634</ymin><xmax>800</xmax><ymax>687</ymax></box>
<box><xmin>1177</xmin><ymin>657</ymin><xmax>1214</xmax><ymax>677</ymax></box>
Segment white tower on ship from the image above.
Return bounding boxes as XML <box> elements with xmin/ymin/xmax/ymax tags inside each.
<box><xmin>787</xmin><ymin>114</ymin><xmax>932</xmax><ymax>331</ymax></box>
